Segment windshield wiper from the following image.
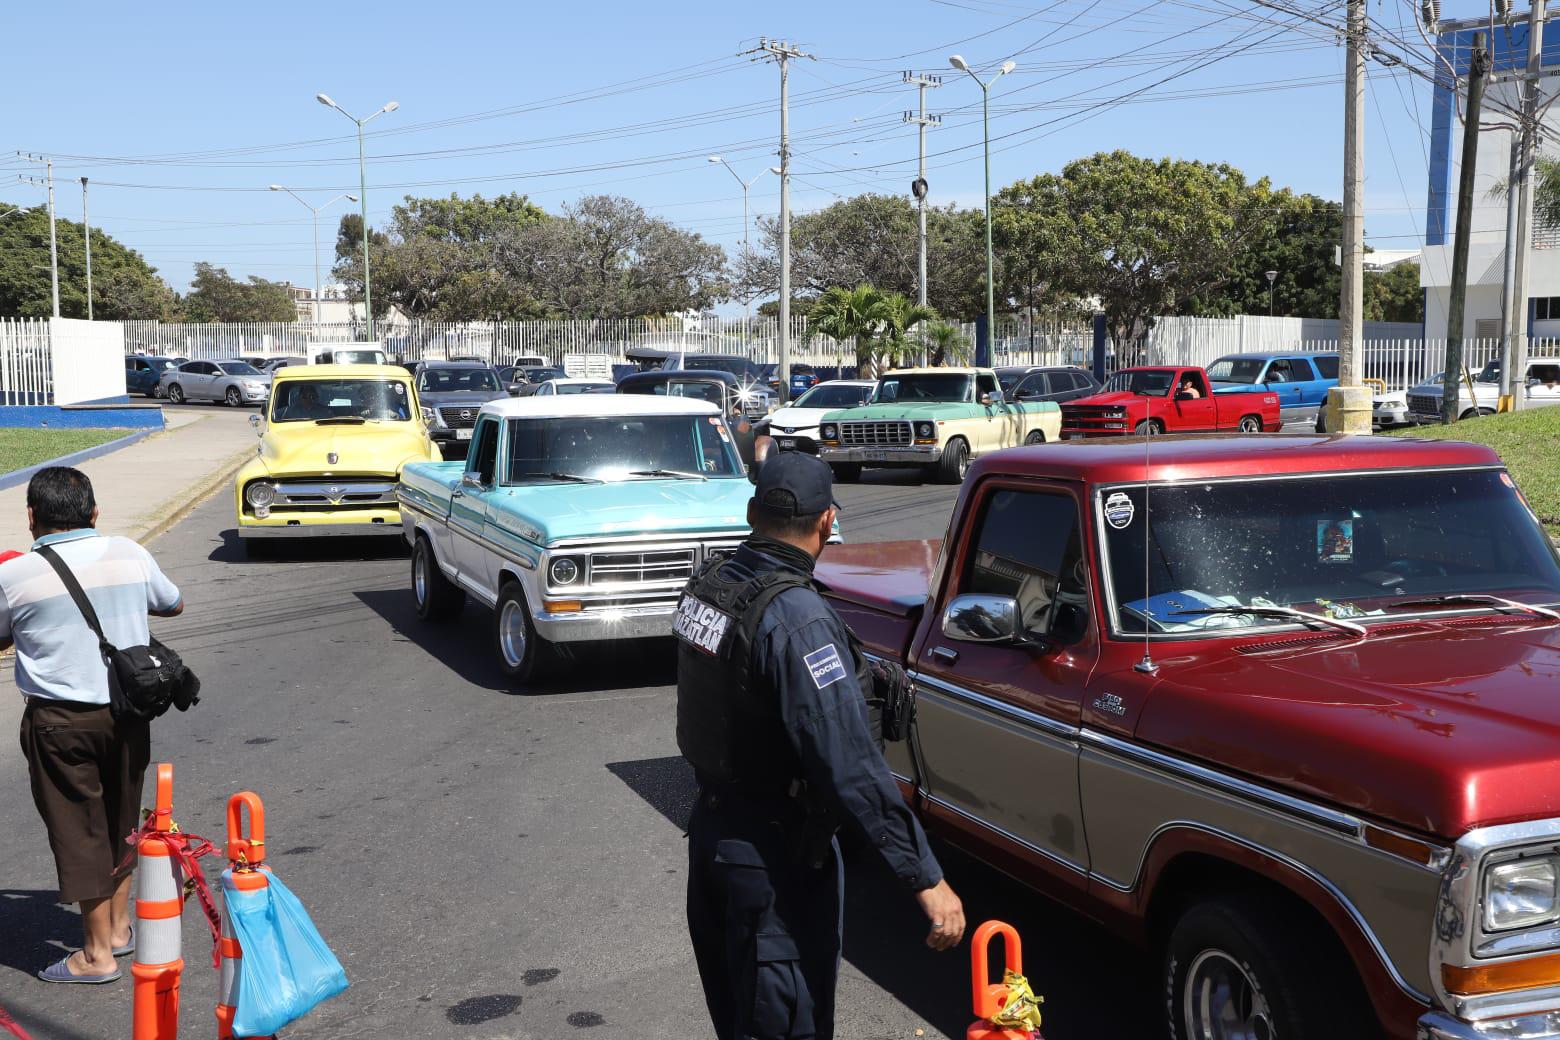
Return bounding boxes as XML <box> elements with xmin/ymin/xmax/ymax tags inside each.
<box><xmin>628</xmin><ymin>468</ymin><xmax>708</xmax><ymax>482</ymax></box>
<box><xmin>1385</xmin><ymin>595</ymin><xmax>1560</xmax><ymax>621</ymax></box>
<box><xmin>1169</xmin><ymin>604</ymin><xmax>1367</xmax><ymax>637</ymax></box>
<box><xmin>511</xmin><ymin>471</ymin><xmax>604</xmax><ymax>485</ymax></box>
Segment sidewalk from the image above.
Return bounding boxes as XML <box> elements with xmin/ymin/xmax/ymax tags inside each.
<box><xmin>0</xmin><ymin>405</ymin><xmax>257</xmax><ymax>551</ymax></box>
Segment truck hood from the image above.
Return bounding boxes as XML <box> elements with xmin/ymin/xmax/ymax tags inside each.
<box><xmin>823</xmin><ymin>402</ymin><xmax>974</xmax><ymax>421</ymax></box>
<box><xmin>767</xmin><ymin>405</ymin><xmax>832</xmax><ymax>431</ymax></box>
<box><xmin>258</xmin><ymin>421</ymin><xmax>433</xmax><ymax>476</ymax></box>
<box><xmin>418</xmin><ymin>389</ymin><xmax>511</xmax><ymax>409</ymax></box>
<box><xmin>1135</xmin><ymin>618</ymin><xmax>1560</xmax><ymax>836</ymax></box>
<box><xmin>1063</xmin><ymin>391</ymin><xmax>1148</xmax><ymax>409</ymax></box>
<box><xmin>489</xmin><ymin>477</ymin><xmax>754</xmax><ymax>544</ymax></box>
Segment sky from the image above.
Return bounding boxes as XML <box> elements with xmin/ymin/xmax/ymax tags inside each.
<box><xmin>0</xmin><ymin>0</ymin><xmax>1468</xmax><ymax>306</ymax></box>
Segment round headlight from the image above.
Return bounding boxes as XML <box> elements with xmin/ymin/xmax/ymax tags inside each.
<box><xmin>1484</xmin><ymin>857</ymin><xmax>1560</xmax><ymax>932</ymax></box>
<box><xmin>820</xmin><ymin>423</ymin><xmax>837</xmax><ymax>439</ymax></box>
<box><xmin>245</xmin><ymin>482</ymin><xmax>275</xmax><ymax>508</ymax></box>
<box><xmin>550</xmin><ymin>557</ymin><xmax>580</xmax><ymax>586</ymax></box>
<box><xmin>916</xmin><ymin>422</ymin><xmax>934</xmax><ymax>437</ymax></box>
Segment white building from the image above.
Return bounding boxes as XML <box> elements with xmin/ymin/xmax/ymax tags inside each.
<box><xmin>286</xmin><ymin>282</ymin><xmax>412</xmax><ymax>329</ymax></box>
<box><xmin>1422</xmin><ymin>15</ymin><xmax>1560</xmax><ymax>340</ymax></box>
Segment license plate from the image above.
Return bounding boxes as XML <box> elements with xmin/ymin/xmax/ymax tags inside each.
<box><xmin>778</xmin><ymin>438</ymin><xmax>796</xmax><ymax>449</ymax></box>
<box><xmin>863</xmin><ymin>450</ymin><xmax>891</xmax><ymax>461</ymax></box>
<box><xmin>456</xmin><ymin>428</ymin><xmax>472</xmax><ymax>441</ymax></box>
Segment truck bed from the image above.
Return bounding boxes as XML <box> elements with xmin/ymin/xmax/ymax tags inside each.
<box><xmin>816</xmin><ymin>539</ymin><xmax>939</xmax><ymax>657</ymax></box>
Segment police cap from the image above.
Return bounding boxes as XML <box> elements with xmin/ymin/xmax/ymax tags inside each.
<box><xmin>753</xmin><ymin>451</ymin><xmax>839</xmax><ymax>517</ymax></box>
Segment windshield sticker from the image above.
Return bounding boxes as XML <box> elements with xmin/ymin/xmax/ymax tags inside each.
<box><xmin>1104</xmin><ymin>492</ymin><xmax>1135</xmax><ymax>529</ymax></box>
<box><xmin>1317</xmin><ymin>519</ymin><xmax>1354</xmax><ymax>562</ymax></box>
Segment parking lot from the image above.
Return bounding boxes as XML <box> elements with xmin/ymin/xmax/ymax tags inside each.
<box><xmin>0</xmin><ymin>472</ymin><xmax>1159</xmax><ymax>1040</ymax></box>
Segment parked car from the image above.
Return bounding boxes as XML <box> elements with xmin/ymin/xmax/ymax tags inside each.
<box><xmin>504</xmin><ymin>366</ymin><xmax>568</xmax><ymax>395</ymax></box>
<box><xmin>816</xmin><ymin>432</ymin><xmax>1560</xmax><ymax>1040</ymax></box>
<box><xmin>310</xmin><ymin>346</ymin><xmax>388</xmax><ymax>366</ymax></box>
<box><xmin>1406</xmin><ymin>358</ymin><xmax>1560</xmax><ymax>421</ymax></box>
<box><xmin>1206</xmin><ymin>351</ymin><xmax>1339</xmax><ymax>426</ymax></box>
<box><xmin>530</xmin><ymin>377</ymin><xmax>616</xmax><ymax>397</ymax></box>
<box><xmin>233</xmin><ymin>364</ymin><xmax>440</xmax><ymax>556</ymax></box>
<box><xmin>817</xmin><ymin>367</ymin><xmax>1062</xmax><ymax>484</ymax></box>
<box><xmin>415</xmin><ymin>362</ymin><xmax>513</xmax><ymax>459</ymax></box>
<box><xmin>509</xmin><ymin>354</ymin><xmax>550</xmax><ymax>369</ymax></box>
<box><xmin>158</xmin><ymin>359</ymin><xmax>271</xmax><ymax>406</ymax></box>
<box><xmin>1317</xmin><ymin>375</ymin><xmax>1439</xmax><ymax>432</ymax></box>
<box><xmin>753</xmin><ymin>379</ymin><xmax>876</xmax><ymax>455</ymax></box>
<box><xmin>1061</xmin><ymin>366</ymin><xmax>1280</xmax><ymax>437</ymax></box>
<box><xmin>124</xmin><ymin>355</ymin><xmax>178</xmax><ymax>398</ymax></box>
<box><xmin>664</xmin><ymin>353</ymin><xmax>775</xmax><ymax>409</ymax></box>
<box><xmin>397</xmin><ymin>395</ymin><xmax>757</xmax><ymax>682</ymax></box>
<box><xmin>616</xmin><ymin>369</ymin><xmax>764</xmax><ymax>465</ymax></box>
<box><xmin>996</xmin><ymin>364</ymin><xmax>1102</xmax><ymax>404</ymax></box>
<box><xmin>773</xmin><ymin>364</ymin><xmax>819</xmax><ymax>397</ymax></box>
<box><xmin>260</xmin><ymin>357</ymin><xmax>306</xmax><ymax>374</ymax></box>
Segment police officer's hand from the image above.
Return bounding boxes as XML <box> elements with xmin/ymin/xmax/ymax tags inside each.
<box><xmin>915</xmin><ymin>879</ymin><xmax>966</xmax><ymax>950</ymax></box>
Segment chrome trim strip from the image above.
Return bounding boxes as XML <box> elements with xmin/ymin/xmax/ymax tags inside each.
<box><xmin>908</xmin><ymin>670</ymin><xmax>1080</xmax><ymax>741</ymax></box>
<box><xmin>1080</xmin><ymin>729</ymin><xmax>1363</xmax><ymax>838</ymax></box>
<box><xmin>400</xmin><ymin>498</ymin><xmax>538</xmax><ymax>572</ymax></box>
<box><xmin>924</xmin><ymin>792</ymin><xmax>1089</xmax><ymax>875</ymax></box>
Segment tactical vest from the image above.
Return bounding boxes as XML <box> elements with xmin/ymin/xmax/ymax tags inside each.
<box><xmin>675</xmin><ymin>552</ymin><xmax>883</xmax><ymax>787</ymax></box>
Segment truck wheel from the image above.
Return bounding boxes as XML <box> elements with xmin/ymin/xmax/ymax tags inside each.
<box><xmin>1134</xmin><ymin>419</ymin><xmax>1163</xmax><ymax>436</ymax></box>
<box><xmin>1024</xmin><ymin>429</ymin><xmax>1046</xmax><ymax>445</ymax></box>
<box><xmin>412</xmin><ymin>536</ymin><xmax>465</xmax><ymax>622</ymax></box>
<box><xmin>935</xmin><ymin>438</ymin><xmax>970</xmax><ymax>484</ymax></box>
<box><xmin>830</xmin><ymin>463</ymin><xmax>862</xmax><ymax>484</ymax></box>
<box><xmin>1238</xmin><ymin>415</ymin><xmax>1262</xmax><ymax>434</ymax></box>
<box><xmin>493</xmin><ymin>581</ymin><xmax>549</xmax><ymax>685</ymax></box>
<box><xmin>1163</xmin><ymin>894</ymin><xmax>1371</xmax><ymax>1040</ymax></box>
<box><xmin>167</xmin><ymin>383</ymin><xmax>185</xmax><ymax>404</ymax></box>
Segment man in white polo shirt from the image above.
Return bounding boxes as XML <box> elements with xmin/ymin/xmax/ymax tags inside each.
<box><xmin>1</xmin><ymin>467</ymin><xmax>183</xmax><ymax>984</ymax></box>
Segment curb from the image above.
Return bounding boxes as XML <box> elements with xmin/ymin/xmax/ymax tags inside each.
<box><xmin>0</xmin><ymin>428</ymin><xmax>156</xmax><ymax>493</ymax></box>
<box><xmin>136</xmin><ymin>445</ymin><xmax>255</xmax><ymax>547</ymax></box>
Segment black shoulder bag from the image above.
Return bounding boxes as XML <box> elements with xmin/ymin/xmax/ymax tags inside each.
<box><xmin>36</xmin><ymin>545</ymin><xmax>200</xmax><ymax>723</ymax></box>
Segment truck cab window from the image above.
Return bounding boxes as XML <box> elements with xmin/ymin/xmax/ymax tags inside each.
<box><xmin>976</xmin><ymin>372</ymin><xmax>1000</xmax><ymax>400</ymax></box>
<box><xmin>963</xmin><ymin>490</ymin><xmax>1086</xmax><ymax>637</ymax></box>
<box><xmin>1265</xmin><ymin>360</ymin><xmax>1294</xmax><ymax>383</ymax></box>
<box><xmin>468</xmin><ymin>418</ymin><xmax>499</xmax><ymax>485</ymax></box>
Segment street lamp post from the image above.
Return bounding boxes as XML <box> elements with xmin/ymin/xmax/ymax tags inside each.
<box><xmin>316</xmin><ymin>93</ymin><xmax>398</xmax><ymax>340</ymax></box>
<box><xmin>950</xmin><ymin>55</ymin><xmax>1015</xmax><ymax>363</ymax></box>
<box><xmin>269</xmin><ymin>185</ymin><xmax>359</xmax><ymax>329</ymax></box>
<box><xmin>707</xmin><ymin>156</ymin><xmax>778</xmax><ymax>343</ymax></box>
<box><xmin>1265</xmin><ymin>270</ymin><xmax>1278</xmax><ymax>317</ymax></box>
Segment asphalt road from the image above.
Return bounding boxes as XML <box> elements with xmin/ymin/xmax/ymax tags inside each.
<box><xmin>0</xmin><ymin>470</ymin><xmax>1159</xmax><ymax>1040</ymax></box>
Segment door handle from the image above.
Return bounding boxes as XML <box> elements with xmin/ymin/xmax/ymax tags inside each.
<box><xmin>451</xmin><ymin>486</ymin><xmax>464</xmax><ymax>499</ymax></box>
<box><xmin>931</xmin><ymin>646</ymin><xmax>959</xmax><ymax>665</ymax></box>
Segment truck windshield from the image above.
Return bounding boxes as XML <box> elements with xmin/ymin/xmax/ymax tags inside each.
<box><xmin>418</xmin><ymin>368</ymin><xmax>500</xmax><ymax>392</ymax></box>
<box><xmin>624</xmin><ymin>379</ymin><xmax>726</xmax><ymax>406</ymax></box>
<box><xmin>269</xmin><ymin>379</ymin><xmax>412</xmax><ymax>422</ymax></box>
<box><xmin>504</xmin><ymin>414</ymin><xmax>742</xmax><ymax>483</ymax></box>
<box><xmin>795</xmin><ymin>383</ymin><xmax>871</xmax><ymax>408</ymax></box>
<box><xmin>1101</xmin><ymin>469</ymin><xmax>1560</xmax><ymax>635</ymax></box>
<box><xmin>1104</xmin><ymin>370</ymin><xmax>1175</xmax><ymax>397</ymax></box>
<box><xmin>1205</xmin><ymin>359</ymin><xmax>1266</xmax><ymax>384</ymax></box>
<box><xmin>873</xmin><ymin>373</ymin><xmax>971</xmax><ymax>403</ymax></box>
<box><xmin>1475</xmin><ymin>361</ymin><xmax>1502</xmax><ymax>383</ymax></box>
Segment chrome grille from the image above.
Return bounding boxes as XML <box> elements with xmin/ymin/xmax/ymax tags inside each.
<box><xmin>1408</xmin><ymin>393</ymin><xmax>1442</xmax><ymax>418</ymax></box>
<box><xmin>271</xmin><ymin>479</ymin><xmax>397</xmax><ymax>510</ymax></box>
<box><xmin>439</xmin><ymin>406</ymin><xmax>480</xmax><ymax>429</ymax></box>
<box><xmin>589</xmin><ymin>548</ymin><xmax>697</xmax><ymax>584</ymax></box>
<box><xmin>839</xmin><ymin>420</ymin><xmax>912</xmax><ymax>446</ymax></box>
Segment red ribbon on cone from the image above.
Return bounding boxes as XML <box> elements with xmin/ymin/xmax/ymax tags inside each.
<box><xmin>122</xmin><ymin>806</ymin><xmax>222</xmax><ymax>968</ymax></box>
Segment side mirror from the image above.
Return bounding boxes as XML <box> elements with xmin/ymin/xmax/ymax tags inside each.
<box><xmin>979</xmin><ymin>391</ymin><xmax>1004</xmax><ymax>406</ymax></box>
<box><xmin>249</xmin><ymin>414</ymin><xmax>262</xmax><ymax>434</ymax></box>
<box><xmin>507</xmin><ymin>386</ymin><xmax>521</xmax><ymax>396</ymax></box>
<box><xmin>460</xmin><ymin>472</ymin><xmax>487</xmax><ymax>491</ymax></box>
<box><xmin>942</xmin><ymin>593</ymin><xmax>1025</xmax><ymax>644</ymax></box>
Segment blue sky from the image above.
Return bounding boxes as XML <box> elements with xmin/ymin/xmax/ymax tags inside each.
<box><xmin>1</xmin><ymin>0</ymin><xmax>1463</xmax><ymax>302</ymax></box>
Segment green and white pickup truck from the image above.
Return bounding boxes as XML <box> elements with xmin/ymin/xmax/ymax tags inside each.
<box><xmin>816</xmin><ymin>367</ymin><xmax>1062</xmax><ymax>483</ymax></box>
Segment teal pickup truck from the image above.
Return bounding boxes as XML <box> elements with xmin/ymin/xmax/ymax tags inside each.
<box><xmin>397</xmin><ymin>394</ymin><xmax>757</xmax><ymax>683</ymax></box>
<box><xmin>816</xmin><ymin>367</ymin><xmax>1062</xmax><ymax>483</ymax></box>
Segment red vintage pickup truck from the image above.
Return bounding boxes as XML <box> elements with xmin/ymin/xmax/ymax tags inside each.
<box><xmin>1061</xmin><ymin>365</ymin><xmax>1281</xmax><ymax>437</ymax></box>
<box><xmin>816</xmin><ymin>434</ymin><xmax>1560</xmax><ymax>1040</ymax></box>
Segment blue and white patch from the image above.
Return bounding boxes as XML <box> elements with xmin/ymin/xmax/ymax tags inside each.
<box><xmin>803</xmin><ymin>644</ymin><xmax>848</xmax><ymax>689</ymax></box>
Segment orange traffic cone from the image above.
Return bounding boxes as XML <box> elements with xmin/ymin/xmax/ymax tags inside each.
<box><xmin>131</xmin><ymin>765</ymin><xmax>183</xmax><ymax>1040</ymax></box>
<box><xmin>216</xmin><ymin>792</ymin><xmax>271</xmax><ymax>1040</ymax></box>
<box><xmin>967</xmin><ymin>920</ymin><xmax>1044</xmax><ymax>1040</ymax></box>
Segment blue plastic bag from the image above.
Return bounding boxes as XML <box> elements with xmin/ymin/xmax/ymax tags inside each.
<box><xmin>225</xmin><ymin>869</ymin><xmax>349</xmax><ymax>1037</ymax></box>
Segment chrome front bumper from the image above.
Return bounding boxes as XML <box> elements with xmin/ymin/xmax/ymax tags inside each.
<box><xmin>1420</xmin><ymin>1009</ymin><xmax>1560</xmax><ymax>1038</ymax></box>
<box><xmin>819</xmin><ymin>444</ymin><xmax>940</xmax><ymax>465</ymax></box>
<box><xmin>238</xmin><ymin>520</ymin><xmax>404</xmax><ymax>538</ymax></box>
<box><xmin>531</xmin><ymin>602</ymin><xmax>676</xmax><ymax>643</ymax></box>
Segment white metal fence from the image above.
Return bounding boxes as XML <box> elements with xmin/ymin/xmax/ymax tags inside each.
<box><xmin>0</xmin><ymin>318</ymin><xmax>55</xmax><ymax>405</ymax></box>
<box><xmin>0</xmin><ymin>318</ymin><xmax>130</xmax><ymax>406</ymax></box>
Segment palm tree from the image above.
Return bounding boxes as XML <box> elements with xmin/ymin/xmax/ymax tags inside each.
<box><xmin>924</xmin><ymin>320</ymin><xmax>971</xmax><ymax>367</ymax></box>
<box><xmin>876</xmin><ymin>292</ymin><xmax>938</xmax><ymax>370</ymax></box>
<box><xmin>806</xmin><ymin>284</ymin><xmax>887</xmax><ymax>376</ymax></box>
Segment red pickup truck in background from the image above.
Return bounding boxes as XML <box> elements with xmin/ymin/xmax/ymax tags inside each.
<box><xmin>816</xmin><ymin>433</ymin><xmax>1560</xmax><ymax>1040</ymax></box>
<box><xmin>1061</xmin><ymin>365</ymin><xmax>1280</xmax><ymax>437</ymax></box>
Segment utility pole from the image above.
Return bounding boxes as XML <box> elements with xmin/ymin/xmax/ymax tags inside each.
<box><xmin>747</xmin><ymin>39</ymin><xmax>812</xmax><ymax>401</ymax></box>
<box><xmin>1444</xmin><ymin>33</ymin><xmax>1493</xmax><ymax>424</ymax></box>
<box><xmin>1499</xmin><ymin>133</ymin><xmax>1522</xmax><ymax>403</ymax></box>
<box><xmin>1327</xmin><ymin>0</ymin><xmax>1369</xmax><ymax>432</ymax></box>
<box><xmin>1508</xmin><ymin>0</ymin><xmax>1546</xmax><ymax>410</ymax></box>
<box><xmin>904</xmin><ymin>71</ymin><xmax>941</xmax><ymax>365</ymax></box>
<box><xmin>80</xmin><ymin>177</ymin><xmax>92</xmax><ymax>320</ymax></box>
<box><xmin>18</xmin><ymin>153</ymin><xmax>60</xmax><ymax>318</ymax></box>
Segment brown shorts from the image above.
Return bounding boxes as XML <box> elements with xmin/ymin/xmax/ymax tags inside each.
<box><xmin>19</xmin><ymin>698</ymin><xmax>150</xmax><ymax>904</ymax></box>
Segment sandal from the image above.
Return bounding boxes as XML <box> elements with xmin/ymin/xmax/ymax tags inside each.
<box><xmin>112</xmin><ymin>925</ymin><xmax>135</xmax><ymax>958</ymax></box>
<box><xmin>38</xmin><ymin>955</ymin><xmax>122</xmax><ymax>985</ymax></box>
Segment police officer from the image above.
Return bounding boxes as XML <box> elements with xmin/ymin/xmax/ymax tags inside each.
<box><xmin>676</xmin><ymin>452</ymin><xmax>965</xmax><ymax>1040</ymax></box>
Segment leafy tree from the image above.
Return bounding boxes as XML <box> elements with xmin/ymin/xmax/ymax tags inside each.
<box><xmin>497</xmin><ymin>195</ymin><xmax>726</xmax><ymax>319</ymax></box>
<box><xmin>876</xmin><ymin>291</ymin><xmax>937</xmax><ymax>369</ymax></box>
<box><xmin>992</xmin><ymin>151</ymin><xmax>1276</xmax><ymax>349</ymax></box>
<box><xmin>806</xmin><ymin>285</ymin><xmax>887</xmax><ymax>375</ymax></box>
<box><xmin>0</xmin><ymin>205</ymin><xmax>178</xmax><ymax>319</ymax></box>
<box><xmin>1191</xmin><ymin>193</ymin><xmax>1343</xmax><ymax>318</ymax></box>
<box><xmin>180</xmin><ymin>263</ymin><xmax>297</xmax><ymax>322</ymax></box>
<box><xmin>924</xmin><ymin>320</ymin><xmax>971</xmax><ymax>366</ymax></box>
<box><xmin>1364</xmin><ymin>262</ymin><xmax>1423</xmax><ymax>323</ymax></box>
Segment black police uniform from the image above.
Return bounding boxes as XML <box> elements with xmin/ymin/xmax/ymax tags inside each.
<box><xmin>676</xmin><ymin>534</ymin><xmax>942</xmax><ymax>1040</ymax></box>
